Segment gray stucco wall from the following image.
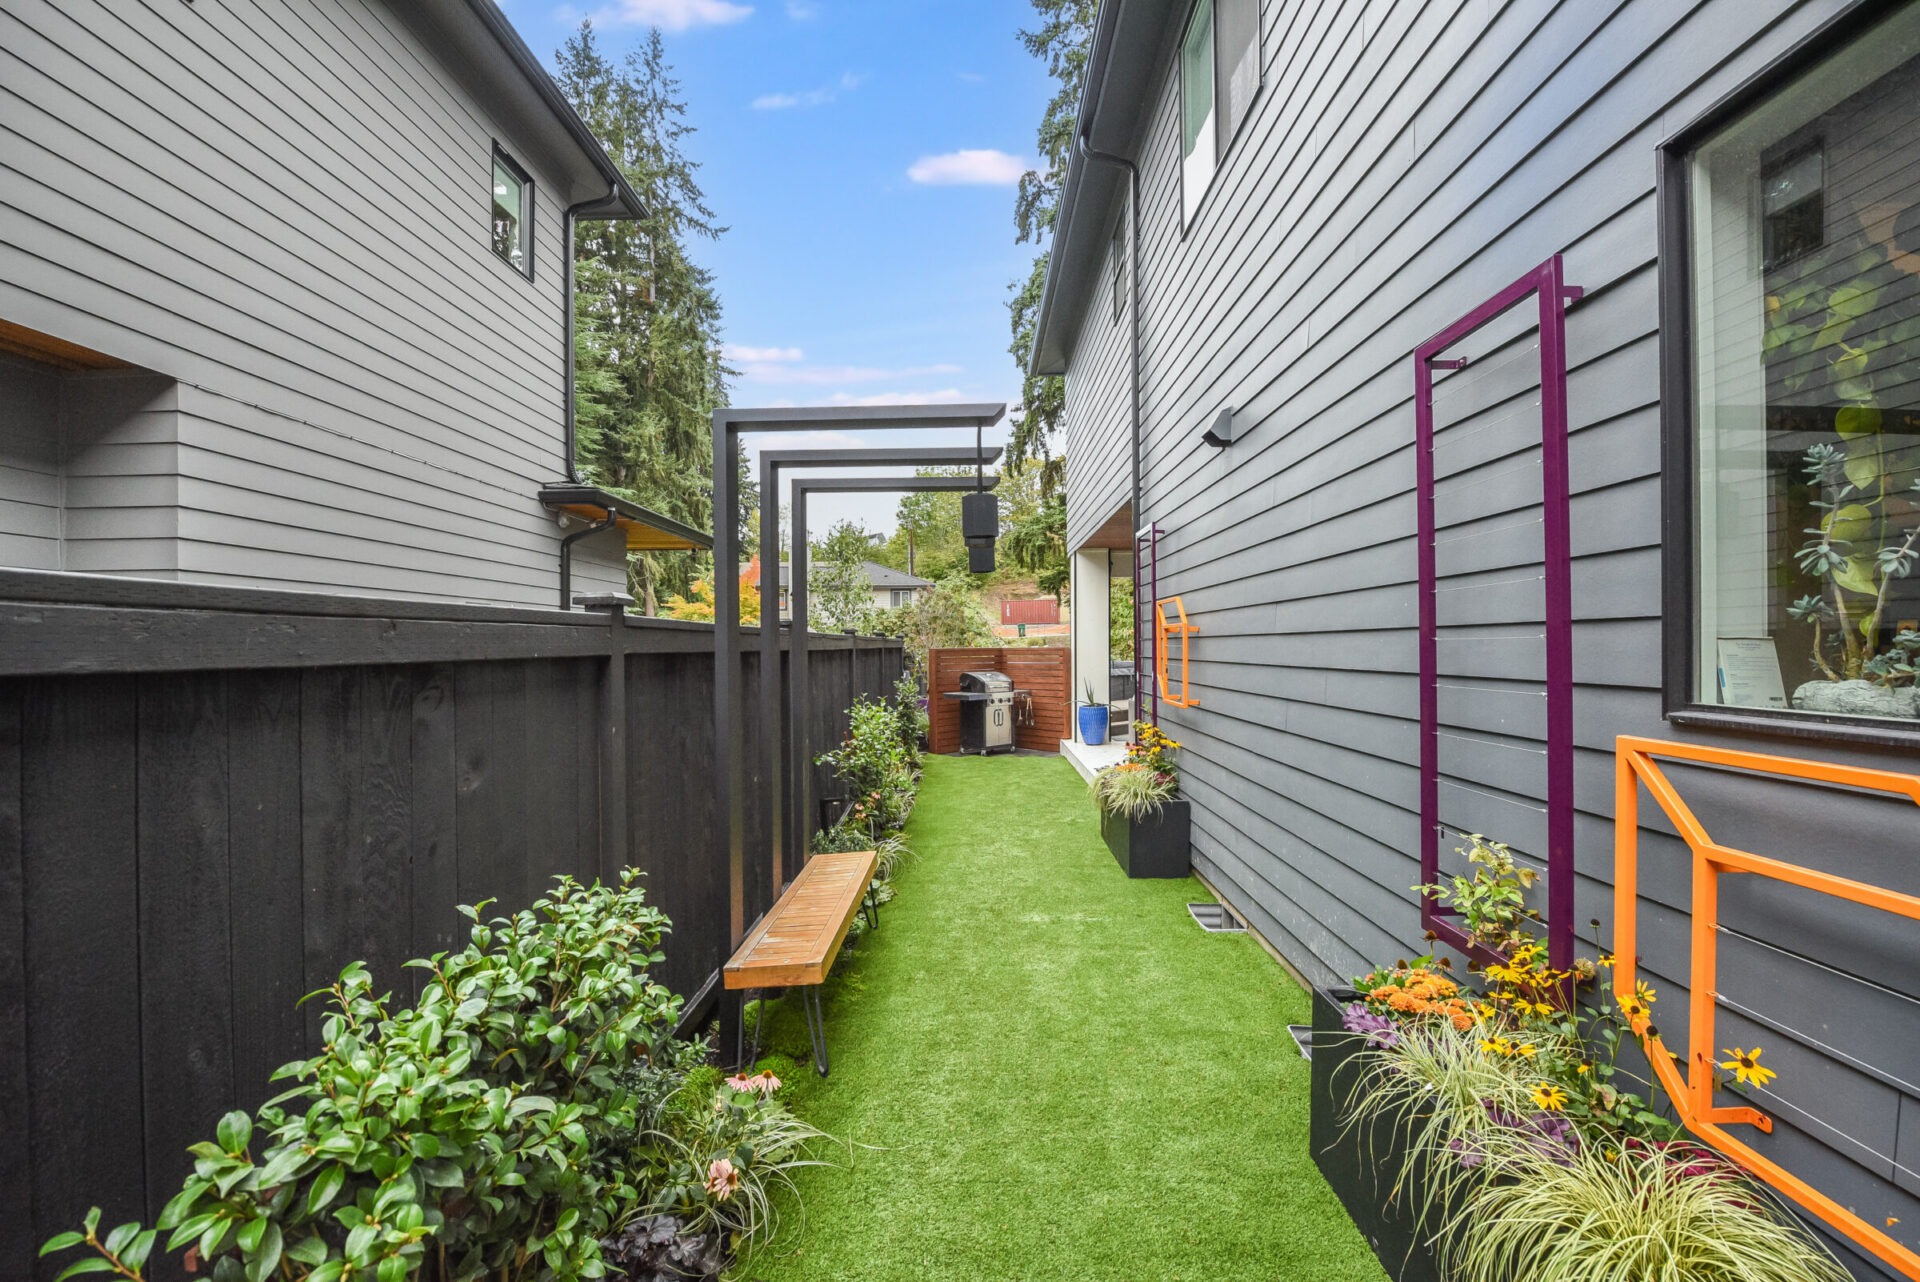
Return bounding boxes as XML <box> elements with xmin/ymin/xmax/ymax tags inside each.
<box><xmin>0</xmin><ymin>0</ymin><xmax>626</xmax><ymax>604</ymax></box>
<box><xmin>1058</xmin><ymin>0</ymin><xmax>1917</xmax><ymax>1275</ymax></box>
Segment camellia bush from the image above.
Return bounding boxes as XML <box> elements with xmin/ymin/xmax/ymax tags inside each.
<box><xmin>40</xmin><ymin>872</ymin><xmax>833</xmax><ymax>1282</ymax></box>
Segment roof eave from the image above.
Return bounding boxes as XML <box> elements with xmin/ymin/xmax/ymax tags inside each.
<box><xmin>1026</xmin><ymin>0</ymin><xmax>1180</xmax><ymax>378</ymax></box>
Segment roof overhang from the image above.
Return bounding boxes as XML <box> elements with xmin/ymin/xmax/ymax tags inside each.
<box><xmin>1028</xmin><ymin>0</ymin><xmax>1182</xmax><ymax>377</ymax></box>
<box><xmin>538</xmin><ymin>484</ymin><xmax>711</xmax><ymax>552</ymax></box>
<box><xmin>394</xmin><ymin>0</ymin><xmax>647</xmax><ymax>221</ymax></box>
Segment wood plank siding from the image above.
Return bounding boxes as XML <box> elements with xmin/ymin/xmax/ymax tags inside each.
<box><xmin>1054</xmin><ymin>1</ymin><xmax>1918</xmax><ymax>1275</ymax></box>
<box><xmin>0</xmin><ymin>0</ymin><xmax>627</xmax><ymax>603</ymax></box>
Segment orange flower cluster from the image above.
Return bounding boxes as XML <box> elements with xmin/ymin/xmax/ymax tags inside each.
<box><xmin>1365</xmin><ymin>966</ymin><xmax>1477</xmax><ymax>1031</ymax></box>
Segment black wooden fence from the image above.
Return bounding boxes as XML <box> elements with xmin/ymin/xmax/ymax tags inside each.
<box><xmin>0</xmin><ymin>570</ymin><xmax>904</xmax><ymax>1277</ymax></box>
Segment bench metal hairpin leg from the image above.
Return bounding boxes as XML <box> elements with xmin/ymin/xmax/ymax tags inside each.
<box><xmin>801</xmin><ymin>986</ymin><xmax>829</xmax><ymax>1077</ymax></box>
<box><xmin>864</xmin><ymin>885</ymin><xmax>880</xmax><ymax>930</ymax></box>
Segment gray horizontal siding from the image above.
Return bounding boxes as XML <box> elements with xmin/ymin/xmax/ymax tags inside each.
<box><xmin>0</xmin><ymin>0</ymin><xmax>617</xmax><ymax>606</ymax></box>
<box><xmin>1060</xmin><ymin>0</ymin><xmax>1915</xmax><ymax>1272</ymax></box>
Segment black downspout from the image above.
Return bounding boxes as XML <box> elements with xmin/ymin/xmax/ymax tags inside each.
<box><xmin>1074</xmin><ymin>128</ymin><xmax>1142</xmax><ymax>714</ymax></box>
<box><xmin>560</xmin><ymin>509</ymin><xmax>619</xmax><ymax>611</ymax></box>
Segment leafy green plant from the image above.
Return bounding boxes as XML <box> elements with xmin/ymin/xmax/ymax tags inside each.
<box><xmin>1445</xmin><ymin>1138</ymin><xmax>1853</xmax><ymax>1282</ymax></box>
<box><xmin>891</xmin><ymin>672</ymin><xmax>929</xmax><ymax>763</ymax></box>
<box><xmin>816</xmin><ymin>694</ymin><xmax>916</xmax><ymax>833</ymax></box>
<box><xmin>1414</xmin><ymin>833</ymin><xmax>1539</xmax><ymax>953</ymax></box>
<box><xmin>43</xmin><ymin>873</ymin><xmax>682</xmax><ymax>1282</ymax></box>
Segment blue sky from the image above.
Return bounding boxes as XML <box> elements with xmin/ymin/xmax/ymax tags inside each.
<box><xmin>498</xmin><ymin>0</ymin><xmax>1052</xmax><ymax>537</ymax></box>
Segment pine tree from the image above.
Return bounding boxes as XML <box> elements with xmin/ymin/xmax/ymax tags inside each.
<box><xmin>1007</xmin><ymin>0</ymin><xmax>1097</xmax><ymax>497</ymax></box>
<box><xmin>556</xmin><ymin>24</ymin><xmax>730</xmax><ymax>613</ymax></box>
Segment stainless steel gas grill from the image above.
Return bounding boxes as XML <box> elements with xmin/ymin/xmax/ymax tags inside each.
<box><xmin>943</xmin><ymin>670</ymin><xmax>1030</xmax><ymax>755</ymax></box>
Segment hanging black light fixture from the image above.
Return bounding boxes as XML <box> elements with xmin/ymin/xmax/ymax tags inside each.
<box><xmin>962</xmin><ymin>422</ymin><xmax>999</xmax><ymax>571</ymax></box>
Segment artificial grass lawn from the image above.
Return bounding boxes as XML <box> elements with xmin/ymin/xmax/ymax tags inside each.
<box><xmin>744</xmin><ymin>753</ymin><xmax>1387</xmax><ymax>1282</ymax></box>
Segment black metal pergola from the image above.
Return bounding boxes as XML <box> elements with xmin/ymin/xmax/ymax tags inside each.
<box><xmin>757</xmin><ymin>449</ymin><xmax>1003</xmax><ymax>887</ymax></box>
<box><xmin>785</xmin><ymin>470</ymin><xmax>999</xmax><ymax>872</ymax></box>
<box><xmin>711</xmin><ymin>404</ymin><xmax>1007</xmax><ymax>958</ymax></box>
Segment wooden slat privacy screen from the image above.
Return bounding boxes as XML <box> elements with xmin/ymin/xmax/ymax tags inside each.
<box><xmin>927</xmin><ymin>646</ymin><xmax>1070</xmax><ymax>755</ymax></box>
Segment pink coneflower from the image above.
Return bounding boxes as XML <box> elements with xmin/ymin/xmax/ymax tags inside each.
<box><xmin>725</xmin><ymin>1073</ymin><xmax>754</xmax><ymax>1091</ymax></box>
<box><xmin>705</xmin><ymin>1157</ymin><xmax>740</xmax><ymax>1200</ymax></box>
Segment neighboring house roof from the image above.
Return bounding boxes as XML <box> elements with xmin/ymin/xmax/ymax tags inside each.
<box><xmin>1028</xmin><ymin>0</ymin><xmax>1182</xmax><ymax>376</ymax></box>
<box><xmin>864</xmin><ymin>561</ymin><xmax>933</xmax><ymax>590</ymax></box>
<box><xmin>739</xmin><ymin>561</ymin><xmax>933</xmax><ymax>590</ymax></box>
<box><xmin>406</xmin><ymin>0</ymin><xmax>647</xmax><ymax>220</ymax></box>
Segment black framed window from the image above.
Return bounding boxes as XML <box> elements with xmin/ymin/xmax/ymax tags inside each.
<box><xmin>491</xmin><ymin>144</ymin><xmax>533</xmax><ymax>278</ymax></box>
<box><xmin>1178</xmin><ymin>0</ymin><xmax>1259</xmax><ymax>226</ymax></box>
<box><xmin>1663</xmin><ymin>1</ymin><xmax>1920</xmax><ymax>746</ymax></box>
<box><xmin>1111</xmin><ymin>210</ymin><xmax>1127</xmax><ymax>324</ymax></box>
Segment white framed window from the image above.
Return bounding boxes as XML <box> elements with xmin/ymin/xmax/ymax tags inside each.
<box><xmin>1179</xmin><ymin>0</ymin><xmax>1260</xmax><ymax>226</ymax></box>
<box><xmin>491</xmin><ymin>144</ymin><xmax>533</xmax><ymax>278</ymax></box>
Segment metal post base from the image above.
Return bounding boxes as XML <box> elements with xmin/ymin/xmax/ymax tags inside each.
<box><xmin>801</xmin><ymin>985</ymin><xmax>829</xmax><ymax>1077</ymax></box>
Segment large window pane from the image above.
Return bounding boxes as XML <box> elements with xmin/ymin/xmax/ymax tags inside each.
<box><xmin>1180</xmin><ymin>0</ymin><xmax>1216</xmax><ymax>225</ymax></box>
<box><xmin>1689</xmin><ymin>9</ymin><xmax>1920</xmax><ymax>722</ymax></box>
<box><xmin>492</xmin><ymin>150</ymin><xmax>530</xmax><ymax>276</ymax></box>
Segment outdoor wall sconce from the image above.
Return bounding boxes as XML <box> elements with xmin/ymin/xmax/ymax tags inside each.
<box><xmin>1200</xmin><ymin>405</ymin><xmax>1241</xmax><ymax>448</ymax></box>
<box><xmin>1155</xmin><ymin>596</ymin><xmax>1199</xmax><ymax>708</ymax></box>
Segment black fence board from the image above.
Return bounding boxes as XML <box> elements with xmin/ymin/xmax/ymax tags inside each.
<box><xmin>0</xmin><ymin>689</ymin><xmax>27</xmax><ymax>1281</ymax></box>
<box><xmin>137</xmin><ymin>674</ymin><xmax>235</xmax><ymax>1217</ymax></box>
<box><xmin>0</xmin><ymin>580</ymin><xmax>903</xmax><ymax>1274</ymax></box>
<box><xmin>408</xmin><ymin>667</ymin><xmax>461</xmax><ymax>988</ymax></box>
<box><xmin>225</xmin><ymin>670</ymin><xmax>306</xmax><ymax>1097</ymax></box>
<box><xmin>22</xmin><ymin>678</ymin><xmax>145</xmax><ymax>1259</ymax></box>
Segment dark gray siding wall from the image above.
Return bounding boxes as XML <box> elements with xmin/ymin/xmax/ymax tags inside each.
<box><xmin>1061</xmin><ymin>0</ymin><xmax>1917</xmax><ymax>1273</ymax></box>
<box><xmin>0</xmin><ymin>0</ymin><xmax>627</xmax><ymax>604</ymax></box>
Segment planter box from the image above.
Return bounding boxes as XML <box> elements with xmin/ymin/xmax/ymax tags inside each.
<box><xmin>1099</xmin><ymin>798</ymin><xmax>1190</xmax><ymax>878</ymax></box>
<box><xmin>1309</xmin><ymin>986</ymin><xmax>1446</xmax><ymax>1282</ymax></box>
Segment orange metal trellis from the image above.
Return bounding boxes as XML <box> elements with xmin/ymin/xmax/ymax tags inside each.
<box><xmin>1154</xmin><ymin>596</ymin><xmax>1199</xmax><ymax>709</ymax></box>
<box><xmin>1613</xmin><ymin>735</ymin><xmax>1920</xmax><ymax>1281</ymax></box>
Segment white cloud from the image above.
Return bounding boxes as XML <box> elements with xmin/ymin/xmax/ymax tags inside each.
<box><xmin>724</xmin><ymin>344</ymin><xmax>805</xmax><ymax>363</ymax></box>
<box><xmin>906</xmin><ymin>149</ymin><xmax>1029</xmax><ymax>186</ymax></box>
<box><xmin>956</xmin><ymin>71</ymin><xmax>984</xmax><ymax>83</ymax></box>
<box><xmin>752</xmin><ymin>72</ymin><xmax>862</xmax><ymax>111</ymax></box>
<box><xmin>825</xmin><ymin>389</ymin><xmax>970</xmax><ymax>406</ymax></box>
<box><xmin>785</xmin><ymin>0</ymin><xmax>817</xmax><ymax>16</ymax></box>
<box><xmin>584</xmin><ymin>0</ymin><xmax>753</xmax><ymax>28</ymax></box>
<box><xmin>738</xmin><ymin>360</ymin><xmax>963</xmax><ymax>385</ymax></box>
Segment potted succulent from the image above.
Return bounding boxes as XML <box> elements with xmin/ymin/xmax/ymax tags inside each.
<box><xmin>1090</xmin><ymin>724</ymin><xmax>1189</xmax><ymax>878</ymax></box>
<box><xmin>1076</xmin><ymin>679</ymin><xmax>1109</xmax><ymax>746</ymax></box>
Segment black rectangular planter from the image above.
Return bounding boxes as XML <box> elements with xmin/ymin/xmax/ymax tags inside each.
<box><xmin>1309</xmin><ymin>986</ymin><xmax>1446</xmax><ymax>1282</ymax></box>
<box><xmin>1099</xmin><ymin>797</ymin><xmax>1190</xmax><ymax>878</ymax></box>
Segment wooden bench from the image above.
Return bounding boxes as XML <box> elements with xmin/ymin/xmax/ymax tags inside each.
<box><xmin>724</xmin><ymin>848</ymin><xmax>879</xmax><ymax>1075</ymax></box>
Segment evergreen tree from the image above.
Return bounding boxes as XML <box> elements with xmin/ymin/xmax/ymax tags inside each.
<box><xmin>1007</xmin><ymin>0</ymin><xmax>1096</xmax><ymax>497</ymax></box>
<box><xmin>556</xmin><ymin>24</ymin><xmax>730</xmax><ymax>613</ymax></box>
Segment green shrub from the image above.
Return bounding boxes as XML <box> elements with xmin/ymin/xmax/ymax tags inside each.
<box><xmin>44</xmin><ymin>872</ymin><xmax>681</xmax><ymax>1282</ymax></box>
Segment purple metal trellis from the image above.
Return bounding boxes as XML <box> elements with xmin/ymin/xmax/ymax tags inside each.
<box><xmin>1135</xmin><ymin>521</ymin><xmax>1159</xmax><ymax>728</ymax></box>
<box><xmin>1414</xmin><ymin>254</ymin><xmax>1583</xmax><ymax>973</ymax></box>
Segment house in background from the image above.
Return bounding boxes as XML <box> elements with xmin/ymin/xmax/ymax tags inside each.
<box><xmin>1032</xmin><ymin>0</ymin><xmax>1919</xmax><ymax>1277</ymax></box>
<box><xmin>0</xmin><ymin>0</ymin><xmax>706</xmax><ymax>609</ymax></box>
<box><xmin>745</xmin><ymin>558</ymin><xmax>934</xmax><ymax>620</ymax></box>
